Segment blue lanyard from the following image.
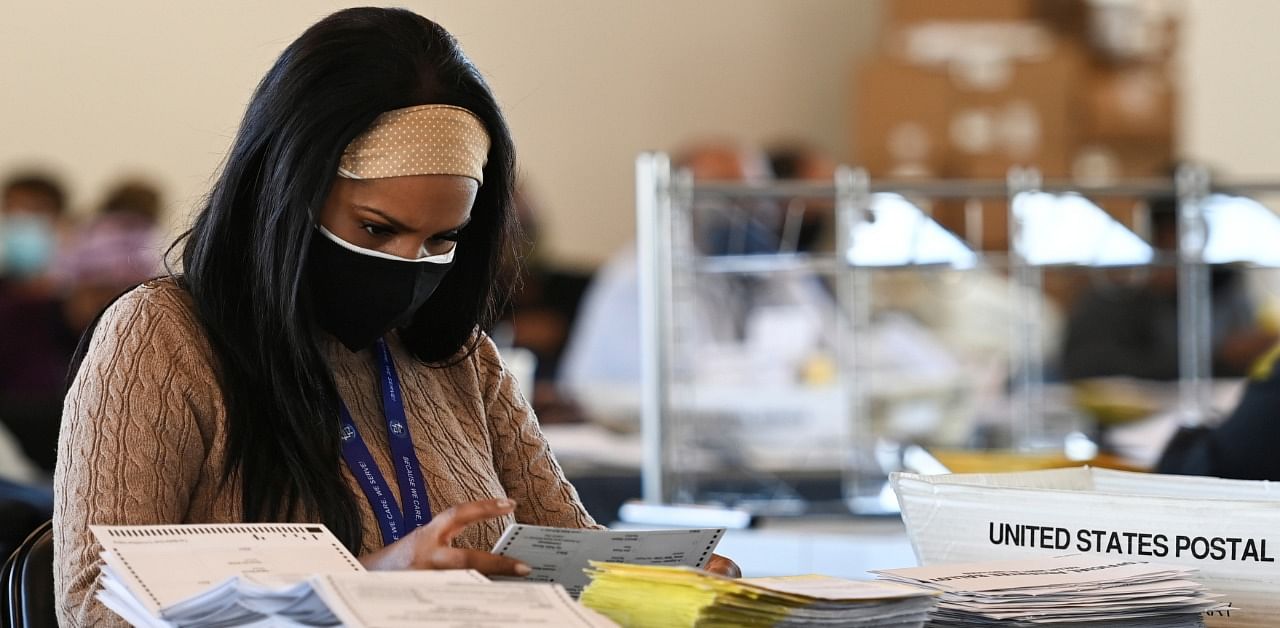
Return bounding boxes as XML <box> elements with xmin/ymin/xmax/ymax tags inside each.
<box><xmin>337</xmin><ymin>338</ymin><xmax>432</xmax><ymax>545</ymax></box>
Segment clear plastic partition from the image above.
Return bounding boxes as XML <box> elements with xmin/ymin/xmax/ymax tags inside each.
<box><xmin>637</xmin><ymin>154</ymin><xmax>1280</xmax><ymax>517</ymax></box>
<box><xmin>1005</xmin><ymin>175</ymin><xmax>1171</xmax><ymax>460</ymax></box>
<box><xmin>1230</xmin><ymin>190</ymin><xmax>1280</xmax><ymax>367</ymax></box>
<box><xmin>645</xmin><ymin>161</ymin><xmax>855</xmax><ymax>514</ymax></box>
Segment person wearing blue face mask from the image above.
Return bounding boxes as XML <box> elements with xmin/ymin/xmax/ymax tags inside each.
<box><xmin>52</xmin><ymin>10</ymin><xmax>737</xmax><ymax>627</ymax></box>
<box><xmin>0</xmin><ymin>173</ymin><xmax>72</xmax><ymax>571</ymax></box>
<box><xmin>2</xmin><ymin>213</ymin><xmax>56</xmax><ymax>278</ymax></box>
<box><xmin>0</xmin><ymin>173</ymin><xmax>63</xmax><ymax>282</ymax></box>
<box><xmin>0</xmin><ymin>173</ymin><xmax>76</xmax><ymax>475</ymax></box>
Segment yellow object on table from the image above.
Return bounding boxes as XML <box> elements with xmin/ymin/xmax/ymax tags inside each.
<box><xmin>1071</xmin><ymin>378</ymin><xmax>1162</xmax><ymax>426</ymax></box>
<box><xmin>579</xmin><ymin>562</ymin><xmax>934</xmax><ymax>628</ymax></box>
<box><xmin>928</xmin><ymin>449</ymin><xmax>1147</xmax><ymax>473</ymax></box>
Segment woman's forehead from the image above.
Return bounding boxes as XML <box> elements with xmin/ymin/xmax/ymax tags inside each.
<box><xmin>336</xmin><ymin>175</ymin><xmax>476</xmax><ymax>227</ymax></box>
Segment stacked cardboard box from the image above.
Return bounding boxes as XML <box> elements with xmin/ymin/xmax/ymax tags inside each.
<box><xmin>854</xmin><ymin>0</ymin><xmax>1178</xmax><ymax>249</ymax></box>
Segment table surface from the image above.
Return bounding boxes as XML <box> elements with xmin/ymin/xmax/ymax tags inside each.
<box><xmin>612</xmin><ymin>514</ymin><xmax>918</xmax><ymax>579</ymax></box>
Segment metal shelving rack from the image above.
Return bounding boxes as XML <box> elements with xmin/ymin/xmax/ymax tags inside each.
<box><xmin>636</xmin><ymin>152</ymin><xmax>1280</xmax><ymax>513</ymax></box>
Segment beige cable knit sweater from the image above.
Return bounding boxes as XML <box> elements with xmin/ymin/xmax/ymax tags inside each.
<box><xmin>52</xmin><ymin>278</ymin><xmax>598</xmax><ymax>627</ymax></box>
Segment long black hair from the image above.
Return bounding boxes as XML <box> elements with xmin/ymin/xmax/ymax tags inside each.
<box><xmin>178</xmin><ymin>7</ymin><xmax>517</xmax><ymax>551</ymax></box>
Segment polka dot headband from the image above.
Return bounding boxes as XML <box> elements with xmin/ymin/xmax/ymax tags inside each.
<box><xmin>338</xmin><ymin>104</ymin><xmax>490</xmax><ymax>183</ymax></box>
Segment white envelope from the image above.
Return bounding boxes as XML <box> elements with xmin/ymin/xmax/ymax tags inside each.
<box><xmin>892</xmin><ymin>467</ymin><xmax>1280</xmax><ymax>627</ymax></box>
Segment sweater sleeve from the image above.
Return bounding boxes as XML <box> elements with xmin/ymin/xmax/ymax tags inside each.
<box><xmin>478</xmin><ymin>336</ymin><xmax>601</xmax><ymax>530</ymax></box>
<box><xmin>53</xmin><ymin>284</ymin><xmax>214</xmax><ymax>628</ymax></box>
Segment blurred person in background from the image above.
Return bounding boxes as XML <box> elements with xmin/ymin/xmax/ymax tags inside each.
<box><xmin>0</xmin><ymin>172</ymin><xmax>77</xmax><ymax>474</ymax></box>
<box><xmin>0</xmin><ymin>172</ymin><xmax>67</xmax><ymax>561</ymax></box>
<box><xmin>57</xmin><ymin>179</ymin><xmax>165</xmax><ymax>332</ymax></box>
<box><xmin>765</xmin><ymin>141</ymin><xmax>838</xmax><ymax>254</ymax></box>
<box><xmin>1061</xmin><ymin>195</ymin><xmax>1275</xmax><ymax>381</ymax></box>
<box><xmin>766</xmin><ymin>142</ymin><xmax>1066</xmax><ymax>446</ymax></box>
<box><xmin>492</xmin><ymin>183</ymin><xmax>592</xmax><ymax>423</ymax></box>
<box><xmin>96</xmin><ymin>178</ymin><xmax>163</xmax><ymax>225</ymax></box>
<box><xmin>1121</xmin><ymin>196</ymin><xmax>1280</xmax><ymax>481</ymax></box>
<box><xmin>1158</xmin><ymin>342</ymin><xmax>1280</xmax><ymax>480</ymax></box>
<box><xmin>1</xmin><ymin>172</ymin><xmax>67</xmax><ymax>290</ymax></box>
<box><xmin>559</xmin><ymin>140</ymin><xmax>833</xmax><ymax>422</ymax></box>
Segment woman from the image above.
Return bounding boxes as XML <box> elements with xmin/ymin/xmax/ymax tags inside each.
<box><xmin>53</xmin><ymin>8</ymin><xmax>734</xmax><ymax>626</ymax></box>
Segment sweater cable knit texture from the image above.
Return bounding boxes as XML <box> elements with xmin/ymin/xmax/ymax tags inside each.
<box><xmin>52</xmin><ymin>278</ymin><xmax>597</xmax><ymax>627</ymax></box>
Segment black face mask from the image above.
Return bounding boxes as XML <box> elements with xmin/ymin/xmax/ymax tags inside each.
<box><xmin>307</xmin><ymin>227</ymin><xmax>454</xmax><ymax>351</ymax></box>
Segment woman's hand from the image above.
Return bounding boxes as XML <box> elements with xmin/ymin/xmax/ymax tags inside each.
<box><xmin>358</xmin><ymin>498</ymin><xmax>531</xmax><ymax>576</ymax></box>
<box><xmin>705</xmin><ymin>553</ymin><xmax>741</xmax><ymax>578</ymax></box>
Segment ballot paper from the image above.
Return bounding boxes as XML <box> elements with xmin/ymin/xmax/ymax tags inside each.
<box><xmin>92</xmin><ymin>523</ymin><xmax>364</xmax><ymax>627</ymax></box>
<box><xmin>311</xmin><ymin>572</ymin><xmax>618</xmax><ymax>627</ymax></box>
<box><xmin>874</xmin><ymin>554</ymin><xmax>1225</xmax><ymax>627</ymax></box>
<box><xmin>580</xmin><ymin>562</ymin><xmax>936</xmax><ymax>627</ymax></box>
<box><xmin>491</xmin><ymin>524</ymin><xmax>725</xmax><ymax>597</ymax></box>
<box><xmin>92</xmin><ymin>524</ymin><xmax>620</xmax><ymax>628</ymax></box>
<box><xmin>741</xmin><ymin>574</ymin><xmax>934</xmax><ymax>602</ymax></box>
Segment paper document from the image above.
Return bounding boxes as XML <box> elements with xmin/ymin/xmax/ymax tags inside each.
<box><xmin>92</xmin><ymin>523</ymin><xmax>363</xmax><ymax>617</ymax></box>
<box><xmin>313</xmin><ymin>572</ymin><xmax>617</xmax><ymax>627</ymax></box>
<box><xmin>740</xmin><ymin>574</ymin><xmax>934</xmax><ymax>601</ymax></box>
<box><xmin>92</xmin><ymin>523</ymin><xmax>618</xmax><ymax>628</ymax></box>
<box><xmin>491</xmin><ymin>524</ymin><xmax>724</xmax><ymax>597</ymax></box>
<box><xmin>875</xmin><ymin>554</ymin><xmax>1225</xmax><ymax>627</ymax></box>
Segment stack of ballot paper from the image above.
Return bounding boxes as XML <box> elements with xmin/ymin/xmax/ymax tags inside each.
<box><xmin>91</xmin><ymin>523</ymin><xmax>617</xmax><ymax>627</ymax></box>
<box><xmin>92</xmin><ymin>523</ymin><xmax>363</xmax><ymax>626</ymax></box>
<box><xmin>873</xmin><ymin>554</ymin><xmax>1226</xmax><ymax>627</ymax></box>
<box><xmin>580</xmin><ymin>561</ymin><xmax>937</xmax><ymax>628</ymax></box>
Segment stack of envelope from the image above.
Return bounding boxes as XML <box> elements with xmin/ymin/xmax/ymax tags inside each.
<box><xmin>874</xmin><ymin>554</ymin><xmax>1225</xmax><ymax>627</ymax></box>
<box><xmin>580</xmin><ymin>562</ymin><xmax>936</xmax><ymax>627</ymax></box>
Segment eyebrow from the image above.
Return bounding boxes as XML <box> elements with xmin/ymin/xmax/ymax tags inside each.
<box><xmin>354</xmin><ymin>204</ymin><xmax>472</xmax><ymax>237</ymax></box>
<box><xmin>354</xmin><ymin>205</ymin><xmax>412</xmax><ymax>233</ymax></box>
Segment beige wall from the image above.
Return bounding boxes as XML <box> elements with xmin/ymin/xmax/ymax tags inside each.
<box><xmin>9</xmin><ymin>1</ymin><xmax>1267</xmax><ymax>269</ymax></box>
<box><xmin>1181</xmin><ymin>0</ymin><xmax>1280</xmax><ymax>178</ymax></box>
<box><xmin>0</xmin><ymin>1</ymin><xmax>881</xmax><ymax>268</ymax></box>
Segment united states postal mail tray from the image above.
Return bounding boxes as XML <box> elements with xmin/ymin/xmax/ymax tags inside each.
<box><xmin>892</xmin><ymin>467</ymin><xmax>1280</xmax><ymax>627</ymax></box>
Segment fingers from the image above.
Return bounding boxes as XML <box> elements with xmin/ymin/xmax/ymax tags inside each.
<box><xmin>705</xmin><ymin>554</ymin><xmax>742</xmax><ymax>578</ymax></box>
<box><xmin>424</xmin><ymin>546</ymin><xmax>532</xmax><ymax>577</ymax></box>
<box><xmin>423</xmin><ymin>498</ymin><xmax>517</xmax><ymax>545</ymax></box>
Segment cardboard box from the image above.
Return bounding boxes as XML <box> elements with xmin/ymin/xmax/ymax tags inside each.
<box><xmin>852</xmin><ymin>58</ymin><xmax>951</xmax><ymax>178</ymax></box>
<box><xmin>1072</xmin><ymin>140</ymin><xmax>1175</xmax><ymax>181</ymax></box>
<box><xmin>886</xmin><ymin>0</ymin><xmax>1039</xmax><ymax>25</ymax></box>
<box><xmin>1034</xmin><ymin>0</ymin><xmax>1091</xmax><ymax>42</ymax></box>
<box><xmin>854</xmin><ymin>42</ymin><xmax>1085</xmax><ymax>180</ymax></box>
<box><xmin>887</xmin><ymin>20</ymin><xmax>1055</xmax><ymax>71</ymax></box>
<box><xmin>1083</xmin><ymin>63</ymin><xmax>1176</xmax><ymax>142</ymax></box>
<box><xmin>929</xmin><ymin>199</ymin><xmax>1008</xmax><ymax>252</ymax></box>
<box><xmin>853</xmin><ymin>42</ymin><xmax>1083</xmax><ymax>250</ymax></box>
<box><xmin>950</xmin><ymin>43</ymin><xmax>1085</xmax><ymax>176</ymax></box>
<box><xmin>893</xmin><ymin>467</ymin><xmax>1280</xmax><ymax>627</ymax></box>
